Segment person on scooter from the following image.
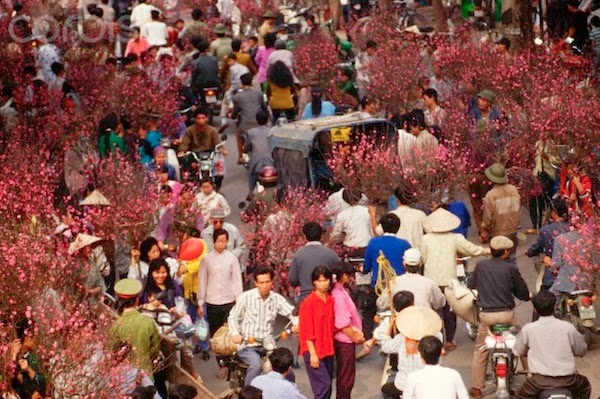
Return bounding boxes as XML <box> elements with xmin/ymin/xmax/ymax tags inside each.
<box><xmin>177</xmin><ymin>108</ymin><xmax>227</xmax><ymax>186</ymax></box>
<box><xmin>513</xmin><ymin>290</ymin><xmax>590</xmax><ymax>399</ymax></box>
<box><xmin>467</xmin><ymin>236</ymin><xmax>530</xmax><ymax>399</ymax></box>
<box><xmin>232</xmin><ymin>73</ymin><xmax>265</xmax><ymax>164</ymax></box>
<box><xmin>190</xmin><ymin>39</ymin><xmax>219</xmax><ymax>106</ymax></box>
<box><xmin>227</xmin><ymin>267</ymin><xmax>299</xmax><ymax>386</ymax></box>
<box><xmin>243</xmin><ymin>110</ymin><xmax>273</xmax><ymax>194</ymax></box>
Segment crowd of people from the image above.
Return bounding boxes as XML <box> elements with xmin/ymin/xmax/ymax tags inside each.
<box><xmin>1</xmin><ymin>0</ymin><xmax>599</xmax><ymax>398</ymax></box>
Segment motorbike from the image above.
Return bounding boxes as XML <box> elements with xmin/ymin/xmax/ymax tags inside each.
<box><xmin>202</xmin><ymin>86</ymin><xmax>221</xmax><ymax>116</ymax></box>
<box><xmin>557</xmin><ymin>290</ymin><xmax>599</xmax><ymax>344</ymax></box>
<box><xmin>179</xmin><ymin>136</ymin><xmax>227</xmax><ymax>190</ymax></box>
<box><xmin>220</xmin><ymin>322</ymin><xmax>293</xmax><ymax>394</ymax></box>
<box><xmin>484</xmin><ymin>324</ymin><xmax>518</xmax><ymax>399</ymax></box>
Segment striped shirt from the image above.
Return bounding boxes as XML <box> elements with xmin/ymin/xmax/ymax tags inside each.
<box><xmin>590</xmin><ymin>27</ymin><xmax>600</xmax><ymax>45</ymax></box>
<box><xmin>227</xmin><ymin>288</ymin><xmax>297</xmax><ymax>340</ymax></box>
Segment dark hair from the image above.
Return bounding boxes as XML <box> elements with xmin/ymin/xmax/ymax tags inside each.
<box><xmin>342</xmin><ymin>188</ymin><xmax>361</xmax><ymax>205</ymax></box>
<box><xmin>213</xmin><ymin>228</ymin><xmax>229</xmax><ymax>243</ymax></box>
<box><xmin>264</xmin><ymin>32</ymin><xmax>277</xmax><ymax>48</ymax></box>
<box><xmin>423</xmin><ymin>88</ymin><xmax>438</xmax><ymax>103</ymax></box>
<box><xmin>305</xmin><ymin>13</ymin><xmax>315</xmax><ymax>23</ymax></box>
<box><xmin>532</xmin><ymin>290</ymin><xmax>556</xmax><ymax>316</ymax></box>
<box><xmin>418</xmin><ymin>335</ymin><xmax>443</xmax><ymax>364</ymax></box>
<box><xmin>269</xmin><ymin>347</ymin><xmax>294</xmax><ymax>373</ymax></box>
<box><xmin>191</xmin><ymin>8</ymin><xmax>203</xmax><ymax>20</ymax></box>
<box><xmin>268</xmin><ymin>61</ymin><xmax>294</xmax><ymax>88</ymax></box>
<box><xmin>392</xmin><ymin>291</ymin><xmax>414</xmax><ymax>312</ymax></box>
<box><xmin>131</xmin><ymin>386</ymin><xmax>158</xmax><ymax>399</ymax></box>
<box><xmin>380</xmin><ymin>213</ymin><xmax>400</xmax><ymax>234</ymax></box>
<box><xmin>239</xmin><ymin>386</ymin><xmax>263</xmax><ymax>399</ymax></box>
<box><xmin>146</xmin><ymin>259</ymin><xmax>174</xmax><ymax>291</ymax></box>
<box><xmin>253</xmin><ymin>266</ymin><xmax>275</xmax><ymax>281</ymax></box>
<box><xmin>248</xmin><ymin>35</ymin><xmax>258</xmax><ymax>42</ymax></box>
<box><xmin>408</xmin><ymin>109</ymin><xmax>426</xmax><ymax>129</ymax></box>
<box><xmin>551</xmin><ymin>198</ymin><xmax>569</xmax><ymax>220</ymax></box>
<box><xmin>132</xmin><ymin>26</ymin><xmax>141</xmax><ymax>34</ymax></box>
<box><xmin>491</xmin><ymin>248</ymin><xmax>508</xmax><ymax>258</ymax></box>
<box><xmin>227</xmin><ymin>52</ymin><xmax>237</xmax><ymax>61</ymax></box>
<box><xmin>256</xmin><ymin>109</ymin><xmax>269</xmax><ymax>125</ymax></box>
<box><xmin>331</xmin><ymin>261</ymin><xmax>354</xmax><ymax>278</ymax></box>
<box><xmin>193</xmin><ymin>38</ymin><xmax>210</xmax><ymax>52</ymax></box>
<box><xmin>360</xmin><ymin>96</ymin><xmax>376</xmax><ymax>109</ymax></box>
<box><xmin>239</xmin><ymin>66</ymin><xmax>256</xmax><ymax>86</ymax></box>
<box><xmin>591</xmin><ymin>15</ymin><xmax>600</xmax><ymax>27</ymax></box>
<box><xmin>193</xmin><ymin>107</ymin><xmax>210</xmax><ymax>118</ymax></box>
<box><xmin>150</xmin><ymin>9</ymin><xmax>160</xmax><ymax>19</ymax></box>
<box><xmin>51</xmin><ymin>62</ymin><xmax>64</xmax><ymax>75</ymax></box>
<box><xmin>311</xmin><ymin>86</ymin><xmax>323</xmax><ymax>117</ymax></box>
<box><xmin>567</xmin><ymin>0</ymin><xmax>580</xmax><ymax>7</ymax></box>
<box><xmin>231</xmin><ymin>39</ymin><xmax>242</xmax><ymax>52</ymax></box>
<box><xmin>147</xmin><ymin>286</ymin><xmax>164</xmax><ymax>300</ymax></box>
<box><xmin>15</xmin><ymin>318</ymin><xmax>33</xmax><ymax>341</ymax></box>
<box><xmin>169</xmin><ymin>384</ymin><xmax>198</xmax><ymax>399</ymax></box>
<box><xmin>394</xmin><ymin>186</ymin><xmax>413</xmax><ymax>204</ymax></box>
<box><xmin>200</xmin><ymin>176</ymin><xmax>213</xmax><ymax>187</ymax></box>
<box><xmin>160</xmin><ymin>184</ymin><xmax>172</xmax><ymax>193</ymax></box>
<box><xmin>311</xmin><ymin>265</ymin><xmax>332</xmax><ymax>283</ymax></box>
<box><xmin>139</xmin><ymin>237</ymin><xmax>159</xmax><ymax>263</ymax></box>
<box><xmin>302</xmin><ymin>222</ymin><xmax>323</xmax><ymax>241</ymax></box>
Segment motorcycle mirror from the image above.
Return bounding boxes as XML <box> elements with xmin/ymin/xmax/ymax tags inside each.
<box><xmin>238</xmin><ymin>201</ymin><xmax>247</xmax><ymax>209</ymax></box>
<box><xmin>220</xmin><ymin>133</ymin><xmax>227</xmax><ymax>141</ymax></box>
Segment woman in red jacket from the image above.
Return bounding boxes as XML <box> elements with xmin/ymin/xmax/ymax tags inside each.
<box><xmin>299</xmin><ymin>266</ymin><xmax>335</xmax><ymax>399</ymax></box>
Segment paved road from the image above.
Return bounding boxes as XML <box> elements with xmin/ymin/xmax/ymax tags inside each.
<box><xmin>193</xmin><ymin>122</ymin><xmax>600</xmax><ymax>398</ymax></box>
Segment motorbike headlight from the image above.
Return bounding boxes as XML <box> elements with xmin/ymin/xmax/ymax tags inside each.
<box><xmin>263</xmin><ymin>336</ymin><xmax>276</xmax><ymax>351</ymax></box>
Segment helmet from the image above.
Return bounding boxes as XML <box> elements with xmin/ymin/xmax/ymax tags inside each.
<box><xmin>258</xmin><ymin>166</ymin><xmax>278</xmax><ymax>185</ymax></box>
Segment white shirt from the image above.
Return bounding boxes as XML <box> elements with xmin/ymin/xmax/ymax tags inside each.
<box><xmin>376</xmin><ymin>273</ymin><xmax>446</xmax><ymax>310</ymax></box>
<box><xmin>403</xmin><ymin>364</ymin><xmax>469</xmax><ymax>399</ymax></box>
<box><xmin>330</xmin><ymin>205</ymin><xmax>373</xmax><ymax>248</ymax></box>
<box><xmin>141</xmin><ymin>21</ymin><xmax>168</xmax><ymax>46</ymax></box>
<box><xmin>130</xmin><ymin>3</ymin><xmax>160</xmax><ymax>27</ymax></box>
<box><xmin>195</xmin><ymin>191</ymin><xmax>231</xmax><ymax>222</ymax></box>
<box><xmin>420</xmin><ymin>232</ymin><xmax>485</xmax><ymax>287</ymax></box>
<box><xmin>397</xmin><ymin>129</ymin><xmax>416</xmax><ymax>167</ymax></box>
<box><xmin>377</xmin><ymin>205</ymin><xmax>426</xmax><ymax>248</ymax></box>
<box><xmin>325</xmin><ymin>188</ymin><xmax>369</xmax><ymax>219</ymax></box>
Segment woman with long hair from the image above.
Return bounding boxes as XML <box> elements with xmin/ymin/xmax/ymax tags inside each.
<box><xmin>128</xmin><ymin>237</ymin><xmax>180</xmax><ymax>281</ymax></box>
<box><xmin>140</xmin><ymin>258</ymin><xmax>183</xmax><ymax>308</ymax></box>
<box><xmin>267</xmin><ymin>61</ymin><xmax>296</xmax><ymax>123</ymax></box>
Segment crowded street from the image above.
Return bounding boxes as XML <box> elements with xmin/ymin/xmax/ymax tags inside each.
<box><xmin>0</xmin><ymin>0</ymin><xmax>599</xmax><ymax>398</ymax></box>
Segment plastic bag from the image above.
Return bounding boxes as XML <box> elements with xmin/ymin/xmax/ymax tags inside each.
<box><xmin>195</xmin><ymin>318</ymin><xmax>209</xmax><ymax>341</ymax></box>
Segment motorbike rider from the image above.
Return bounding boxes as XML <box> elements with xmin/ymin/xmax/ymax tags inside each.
<box><xmin>233</xmin><ymin>75</ymin><xmax>266</xmax><ymax>165</ymax></box>
<box><xmin>177</xmin><ymin>108</ymin><xmax>228</xmax><ymax>187</ymax></box>
<box><xmin>512</xmin><ymin>290</ymin><xmax>591</xmax><ymax>399</ymax></box>
<box><xmin>227</xmin><ymin>267</ymin><xmax>299</xmax><ymax>386</ymax></box>
<box><xmin>190</xmin><ymin>38</ymin><xmax>219</xmax><ymax>107</ymax></box>
<box><xmin>466</xmin><ymin>236</ymin><xmax>530</xmax><ymax>399</ymax></box>
<box><xmin>243</xmin><ymin>110</ymin><xmax>273</xmax><ymax>194</ymax></box>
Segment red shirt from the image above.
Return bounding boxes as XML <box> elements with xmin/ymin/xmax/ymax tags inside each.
<box><xmin>299</xmin><ymin>291</ymin><xmax>335</xmax><ymax>359</ymax></box>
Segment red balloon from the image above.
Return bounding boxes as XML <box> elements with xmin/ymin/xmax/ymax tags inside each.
<box><xmin>179</xmin><ymin>238</ymin><xmax>206</xmax><ymax>261</ymax></box>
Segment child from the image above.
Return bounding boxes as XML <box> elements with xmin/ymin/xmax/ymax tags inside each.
<box><xmin>140</xmin><ymin>288</ymin><xmax>195</xmax><ymax>338</ymax></box>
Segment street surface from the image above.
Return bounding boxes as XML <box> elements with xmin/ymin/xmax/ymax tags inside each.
<box><xmin>193</xmin><ymin>120</ymin><xmax>600</xmax><ymax>398</ymax></box>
